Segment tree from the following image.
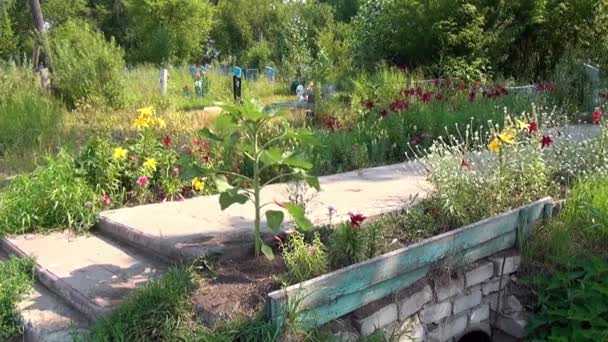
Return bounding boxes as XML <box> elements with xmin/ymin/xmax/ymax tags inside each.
<box><xmin>0</xmin><ymin>0</ymin><xmax>17</xmax><ymax>59</ymax></box>
<box><xmin>126</xmin><ymin>0</ymin><xmax>214</xmax><ymax>65</ymax></box>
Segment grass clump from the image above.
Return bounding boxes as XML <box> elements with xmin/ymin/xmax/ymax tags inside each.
<box><xmin>90</xmin><ymin>267</ymin><xmax>196</xmax><ymax>342</ymax></box>
<box><xmin>0</xmin><ymin>256</ymin><xmax>34</xmax><ymax>341</ymax></box>
<box><xmin>0</xmin><ymin>151</ymin><xmax>100</xmax><ymax>236</ymax></box>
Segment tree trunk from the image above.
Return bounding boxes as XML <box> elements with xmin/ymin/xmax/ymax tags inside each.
<box><xmin>30</xmin><ymin>0</ymin><xmax>52</xmax><ymax>90</ymax></box>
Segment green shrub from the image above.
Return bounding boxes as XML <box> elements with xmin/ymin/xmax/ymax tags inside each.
<box><xmin>0</xmin><ymin>63</ymin><xmax>64</xmax><ymax>156</ymax></box>
<box><xmin>0</xmin><ymin>150</ymin><xmax>100</xmax><ymax>235</ymax></box>
<box><xmin>282</xmin><ymin>232</ymin><xmax>328</xmax><ymax>284</ymax></box>
<box><xmin>527</xmin><ymin>258</ymin><xmax>608</xmax><ymax>341</ymax></box>
<box><xmin>0</xmin><ymin>257</ymin><xmax>34</xmax><ymax>341</ymax></box>
<box><xmin>90</xmin><ymin>268</ymin><xmax>196</xmax><ymax>342</ymax></box>
<box><xmin>49</xmin><ymin>20</ymin><xmax>127</xmax><ymax>108</ymax></box>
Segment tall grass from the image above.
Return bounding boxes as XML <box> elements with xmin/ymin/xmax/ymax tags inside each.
<box><xmin>0</xmin><ymin>63</ymin><xmax>65</xmax><ymax>174</ymax></box>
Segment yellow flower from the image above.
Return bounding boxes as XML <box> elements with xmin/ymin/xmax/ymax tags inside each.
<box><xmin>191</xmin><ymin>177</ymin><xmax>205</xmax><ymax>192</ymax></box>
<box><xmin>488</xmin><ymin>137</ymin><xmax>502</xmax><ymax>153</ymax></box>
<box><xmin>515</xmin><ymin>119</ymin><xmax>529</xmax><ymax>130</ymax></box>
<box><xmin>498</xmin><ymin>129</ymin><xmax>515</xmax><ymax>145</ymax></box>
<box><xmin>143</xmin><ymin>158</ymin><xmax>157</xmax><ymax>172</ymax></box>
<box><xmin>113</xmin><ymin>147</ymin><xmax>128</xmax><ymax>161</ymax></box>
<box><xmin>137</xmin><ymin>106</ymin><xmax>154</xmax><ymax>117</ymax></box>
<box><xmin>133</xmin><ymin>116</ymin><xmax>151</xmax><ymax>130</ymax></box>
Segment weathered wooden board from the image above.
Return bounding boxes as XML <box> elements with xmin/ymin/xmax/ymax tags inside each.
<box><xmin>267</xmin><ymin>198</ymin><xmax>552</xmax><ymax>329</ymax></box>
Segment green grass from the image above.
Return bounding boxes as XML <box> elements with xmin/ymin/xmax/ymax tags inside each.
<box><xmin>89</xmin><ymin>267</ymin><xmax>197</xmax><ymax>342</ymax></box>
<box><xmin>0</xmin><ymin>256</ymin><xmax>34</xmax><ymax>341</ymax></box>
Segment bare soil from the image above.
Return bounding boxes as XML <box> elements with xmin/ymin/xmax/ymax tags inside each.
<box><xmin>193</xmin><ymin>256</ymin><xmax>286</xmax><ymax>327</ymax></box>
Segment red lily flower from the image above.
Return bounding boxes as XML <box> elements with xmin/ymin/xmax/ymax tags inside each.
<box><xmin>162</xmin><ymin>135</ymin><xmax>172</xmax><ymax>146</ymax></box>
<box><xmin>363</xmin><ymin>99</ymin><xmax>375</xmax><ymax>110</ymax></box>
<box><xmin>528</xmin><ymin>121</ymin><xmax>538</xmax><ymax>134</ymax></box>
<box><xmin>444</xmin><ymin>79</ymin><xmax>452</xmax><ymax>88</ymax></box>
<box><xmin>379</xmin><ymin>109</ymin><xmax>388</xmax><ymax>117</ymax></box>
<box><xmin>348</xmin><ymin>212</ymin><xmax>367</xmax><ymax>227</ymax></box>
<box><xmin>469</xmin><ymin>91</ymin><xmax>476</xmax><ymax>102</ymax></box>
<box><xmin>461</xmin><ymin>159</ymin><xmax>472</xmax><ymax>169</ymax></box>
<box><xmin>592</xmin><ymin>108</ymin><xmax>603</xmax><ymax>125</ymax></box>
<box><xmin>389</xmin><ymin>99</ymin><xmax>408</xmax><ymax>112</ymax></box>
<box><xmin>541</xmin><ymin>135</ymin><xmax>554</xmax><ymax>148</ymax></box>
<box><xmin>421</xmin><ymin>92</ymin><xmax>433</xmax><ymax>103</ymax></box>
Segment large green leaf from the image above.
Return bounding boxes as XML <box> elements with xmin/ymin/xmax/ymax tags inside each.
<box><xmin>214</xmin><ymin>114</ymin><xmax>239</xmax><ymax>133</ymax></box>
<box><xmin>219</xmin><ymin>189</ymin><xmax>248</xmax><ymax>210</ymax></box>
<box><xmin>283</xmin><ymin>154</ymin><xmax>313</xmax><ymax>170</ymax></box>
<box><xmin>260</xmin><ymin>147</ymin><xmax>283</xmax><ymax>165</ymax></box>
<box><xmin>214</xmin><ymin>175</ymin><xmax>233</xmax><ymax>192</ymax></box>
<box><xmin>199</xmin><ymin>128</ymin><xmax>223</xmax><ymax>142</ymax></box>
<box><xmin>260</xmin><ymin>241</ymin><xmax>275</xmax><ymax>260</ymax></box>
<box><xmin>283</xmin><ymin>203</ymin><xmax>314</xmax><ymax>231</ymax></box>
<box><xmin>265</xmin><ymin>210</ymin><xmax>284</xmax><ymax>234</ymax></box>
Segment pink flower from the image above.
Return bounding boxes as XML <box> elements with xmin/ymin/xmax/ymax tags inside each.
<box><xmin>461</xmin><ymin>159</ymin><xmax>471</xmax><ymax>170</ymax></box>
<box><xmin>307</xmin><ymin>245</ymin><xmax>318</xmax><ymax>255</ymax></box>
<box><xmin>131</xmin><ymin>155</ymin><xmax>139</xmax><ymax>162</ymax></box>
<box><xmin>137</xmin><ymin>176</ymin><xmax>149</xmax><ymax>186</ymax></box>
<box><xmin>348</xmin><ymin>212</ymin><xmax>367</xmax><ymax>227</ymax></box>
<box><xmin>100</xmin><ymin>194</ymin><xmax>111</xmax><ymax>206</ymax></box>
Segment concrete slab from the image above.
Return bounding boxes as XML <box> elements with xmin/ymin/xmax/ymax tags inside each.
<box><xmin>1</xmin><ymin>251</ymin><xmax>89</xmax><ymax>342</ymax></box>
<box><xmin>1</xmin><ymin>232</ymin><xmax>166</xmax><ymax>321</ymax></box>
<box><xmin>98</xmin><ymin>161</ymin><xmax>430</xmax><ymax>261</ymax></box>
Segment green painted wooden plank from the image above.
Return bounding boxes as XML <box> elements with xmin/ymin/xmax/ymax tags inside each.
<box><xmin>274</xmin><ymin>231</ymin><xmax>517</xmax><ymax>329</ymax></box>
<box><xmin>270</xmin><ymin>201</ymin><xmax>529</xmax><ymax>309</ymax></box>
<box><xmin>267</xmin><ymin>198</ymin><xmax>550</xmax><ymax>325</ymax></box>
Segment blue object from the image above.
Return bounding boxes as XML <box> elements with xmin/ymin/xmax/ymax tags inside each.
<box><xmin>246</xmin><ymin>68</ymin><xmax>258</xmax><ymax>81</ymax></box>
<box><xmin>264</xmin><ymin>66</ymin><xmax>275</xmax><ymax>81</ymax></box>
<box><xmin>189</xmin><ymin>65</ymin><xmax>197</xmax><ymax>78</ymax></box>
<box><xmin>234</xmin><ymin>66</ymin><xmax>242</xmax><ymax>78</ymax></box>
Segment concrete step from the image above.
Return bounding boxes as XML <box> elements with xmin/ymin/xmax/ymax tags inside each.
<box><xmin>1</xmin><ymin>231</ymin><xmax>167</xmax><ymax>322</ymax></box>
<box><xmin>97</xmin><ymin>161</ymin><xmax>430</xmax><ymax>262</ymax></box>
<box><xmin>1</xmin><ymin>251</ymin><xmax>89</xmax><ymax>342</ymax></box>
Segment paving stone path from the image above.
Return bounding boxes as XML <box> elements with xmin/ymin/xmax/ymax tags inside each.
<box><xmin>0</xmin><ymin>124</ymin><xmax>600</xmax><ymax>340</ymax></box>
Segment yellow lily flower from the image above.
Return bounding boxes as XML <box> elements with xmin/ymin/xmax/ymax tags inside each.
<box><xmin>498</xmin><ymin>128</ymin><xmax>515</xmax><ymax>144</ymax></box>
<box><xmin>113</xmin><ymin>147</ymin><xmax>128</xmax><ymax>161</ymax></box>
<box><xmin>137</xmin><ymin>106</ymin><xmax>154</xmax><ymax>117</ymax></box>
<box><xmin>515</xmin><ymin>119</ymin><xmax>529</xmax><ymax>130</ymax></box>
<box><xmin>488</xmin><ymin>138</ymin><xmax>502</xmax><ymax>153</ymax></box>
<box><xmin>143</xmin><ymin>158</ymin><xmax>157</xmax><ymax>172</ymax></box>
<box><xmin>191</xmin><ymin>177</ymin><xmax>205</xmax><ymax>192</ymax></box>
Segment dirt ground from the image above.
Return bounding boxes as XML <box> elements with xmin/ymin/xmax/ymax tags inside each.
<box><xmin>193</xmin><ymin>256</ymin><xmax>287</xmax><ymax>327</ymax></box>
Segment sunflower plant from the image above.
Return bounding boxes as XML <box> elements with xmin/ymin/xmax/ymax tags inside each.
<box><xmin>185</xmin><ymin>100</ymin><xmax>320</xmax><ymax>259</ymax></box>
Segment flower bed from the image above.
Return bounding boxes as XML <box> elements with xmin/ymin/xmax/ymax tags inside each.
<box><xmin>265</xmin><ymin>198</ymin><xmax>553</xmax><ymax>330</ymax></box>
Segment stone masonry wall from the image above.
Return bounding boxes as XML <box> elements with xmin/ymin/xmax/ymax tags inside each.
<box><xmin>331</xmin><ymin>250</ymin><xmax>527</xmax><ymax>342</ymax></box>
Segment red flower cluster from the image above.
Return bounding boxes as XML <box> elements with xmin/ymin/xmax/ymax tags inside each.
<box><xmin>482</xmin><ymin>86</ymin><xmax>509</xmax><ymax>99</ymax></box>
<box><xmin>389</xmin><ymin>99</ymin><xmax>409</xmax><ymax>113</ymax></box>
<box><xmin>535</xmin><ymin>82</ymin><xmax>556</xmax><ymax>93</ymax></box>
<box><xmin>593</xmin><ymin>108</ymin><xmax>603</xmax><ymax>125</ymax></box>
<box><xmin>348</xmin><ymin>212</ymin><xmax>367</xmax><ymax>227</ymax></box>
<box><xmin>193</xmin><ymin>139</ymin><xmax>211</xmax><ymax>162</ymax></box>
<box><xmin>324</xmin><ymin>115</ymin><xmax>341</xmax><ymax>132</ymax></box>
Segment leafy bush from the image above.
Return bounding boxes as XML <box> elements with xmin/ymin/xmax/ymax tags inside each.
<box><xmin>527</xmin><ymin>258</ymin><xmax>608</xmax><ymax>341</ymax></box>
<box><xmin>0</xmin><ymin>63</ymin><xmax>64</xmax><ymax>156</ymax></box>
<box><xmin>282</xmin><ymin>232</ymin><xmax>328</xmax><ymax>284</ymax></box>
<box><xmin>0</xmin><ymin>257</ymin><xmax>34</xmax><ymax>341</ymax></box>
<box><xmin>90</xmin><ymin>267</ymin><xmax>196</xmax><ymax>342</ymax></box>
<box><xmin>49</xmin><ymin>20</ymin><xmax>127</xmax><ymax>108</ymax></box>
<box><xmin>0</xmin><ymin>151</ymin><xmax>100</xmax><ymax>235</ymax></box>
